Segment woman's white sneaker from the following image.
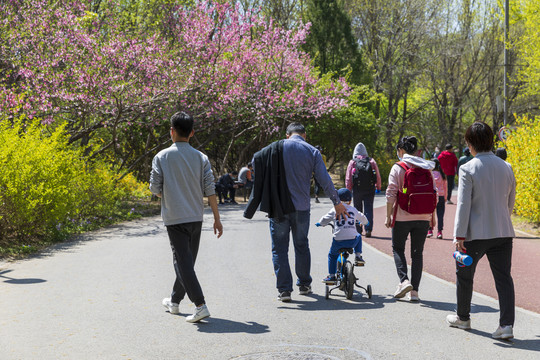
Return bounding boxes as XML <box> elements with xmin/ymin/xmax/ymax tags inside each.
<box><xmin>393</xmin><ymin>280</ymin><xmax>413</xmax><ymax>298</ymax></box>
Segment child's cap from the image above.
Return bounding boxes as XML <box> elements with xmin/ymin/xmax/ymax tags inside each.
<box><xmin>337</xmin><ymin>188</ymin><xmax>352</xmax><ymax>202</ymax></box>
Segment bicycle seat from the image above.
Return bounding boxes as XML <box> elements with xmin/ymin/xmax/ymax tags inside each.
<box><xmin>338</xmin><ymin>248</ymin><xmax>354</xmax><ymax>254</ymax></box>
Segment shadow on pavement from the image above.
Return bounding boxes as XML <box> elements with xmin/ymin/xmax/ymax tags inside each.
<box><xmin>0</xmin><ymin>269</ymin><xmax>47</xmax><ymax>284</ymax></box>
<box><xmin>419</xmin><ymin>299</ymin><xmax>497</xmax><ymax>314</ymax></box>
<box><xmin>467</xmin><ymin>329</ymin><xmax>540</xmax><ymax>352</ymax></box>
<box><xmin>195</xmin><ymin>319</ymin><xmax>270</xmax><ymax>334</ymax></box>
<box><xmin>278</xmin><ymin>293</ymin><xmax>390</xmax><ymax>311</ymax></box>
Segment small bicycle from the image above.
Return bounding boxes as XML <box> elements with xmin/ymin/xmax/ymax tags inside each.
<box><xmin>325</xmin><ymin>247</ymin><xmax>372</xmax><ymax>300</ymax></box>
<box><xmin>324</xmin><ymin>224</ymin><xmax>372</xmax><ymax>300</ymax></box>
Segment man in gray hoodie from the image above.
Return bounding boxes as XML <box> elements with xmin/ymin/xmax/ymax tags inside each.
<box><xmin>150</xmin><ymin>111</ymin><xmax>223</xmax><ymax>323</ymax></box>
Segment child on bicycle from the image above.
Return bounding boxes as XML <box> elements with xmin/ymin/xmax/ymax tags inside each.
<box><xmin>316</xmin><ymin>188</ymin><xmax>369</xmax><ymax>285</ymax></box>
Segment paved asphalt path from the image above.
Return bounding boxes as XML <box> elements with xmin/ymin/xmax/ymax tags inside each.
<box><xmin>1</xmin><ymin>198</ymin><xmax>539</xmax><ymax>360</ymax></box>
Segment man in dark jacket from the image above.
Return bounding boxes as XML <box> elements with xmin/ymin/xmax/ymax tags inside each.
<box><xmin>244</xmin><ymin>123</ymin><xmax>347</xmax><ymax>303</ymax></box>
<box><xmin>438</xmin><ymin>143</ymin><xmax>458</xmax><ymax>204</ymax></box>
<box><xmin>216</xmin><ymin>171</ymin><xmax>239</xmax><ymax>204</ymax></box>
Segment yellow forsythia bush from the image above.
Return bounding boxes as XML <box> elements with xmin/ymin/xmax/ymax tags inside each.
<box><xmin>505</xmin><ymin>116</ymin><xmax>540</xmax><ymax>223</ymax></box>
<box><xmin>0</xmin><ymin>119</ymin><xmax>150</xmax><ymax>247</ymax></box>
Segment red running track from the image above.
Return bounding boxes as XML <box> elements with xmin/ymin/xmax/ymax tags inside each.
<box><xmin>367</xmin><ymin>195</ymin><xmax>540</xmax><ymax>314</ymax></box>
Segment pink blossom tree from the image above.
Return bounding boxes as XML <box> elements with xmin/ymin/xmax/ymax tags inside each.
<box><xmin>0</xmin><ymin>0</ymin><xmax>349</xmax><ymax>176</ymax></box>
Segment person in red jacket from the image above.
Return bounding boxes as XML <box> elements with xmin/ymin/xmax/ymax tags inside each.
<box><xmin>438</xmin><ymin>143</ymin><xmax>458</xmax><ymax>204</ymax></box>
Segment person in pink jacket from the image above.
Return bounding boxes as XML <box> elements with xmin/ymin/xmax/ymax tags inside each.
<box><xmin>345</xmin><ymin>142</ymin><xmax>382</xmax><ymax>237</ymax></box>
<box><xmin>427</xmin><ymin>159</ymin><xmax>447</xmax><ymax>239</ymax></box>
<box><xmin>385</xmin><ymin>136</ymin><xmax>435</xmax><ymax>302</ymax></box>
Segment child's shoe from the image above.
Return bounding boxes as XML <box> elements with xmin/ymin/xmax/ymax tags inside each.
<box><xmin>355</xmin><ymin>255</ymin><xmax>365</xmax><ymax>266</ymax></box>
<box><xmin>427</xmin><ymin>230</ymin><xmax>433</xmax><ymax>238</ymax></box>
<box><xmin>322</xmin><ymin>274</ymin><xmax>337</xmax><ymax>284</ymax></box>
<box><xmin>437</xmin><ymin>231</ymin><xmax>443</xmax><ymax>239</ymax></box>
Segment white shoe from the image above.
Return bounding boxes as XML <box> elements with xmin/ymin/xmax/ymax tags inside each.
<box><xmin>186</xmin><ymin>304</ymin><xmax>210</xmax><ymax>323</ymax></box>
<box><xmin>492</xmin><ymin>325</ymin><xmax>513</xmax><ymax>340</ymax></box>
<box><xmin>408</xmin><ymin>290</ymin><xmax>420</xmax><ymax>302</ymax></box>
<box><xmin>446</xmin><ymin>314</ymin><xmax>471</xmax><ymax>329</ymax></box>
<box><xmin>393</xmin><ymin>280</ymin><xmax>413</xmax><ymax>298</ymax></box>
<box><xmin>162</xmin><ymin>298</ymin><xmax>179</xmax><ymax>314</ymax></box>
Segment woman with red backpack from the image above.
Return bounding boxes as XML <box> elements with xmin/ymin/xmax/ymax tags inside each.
<box><xmin>385</xmin><ymin>136</ymin><xmax>436</xmax><ymax>302</ymax></box>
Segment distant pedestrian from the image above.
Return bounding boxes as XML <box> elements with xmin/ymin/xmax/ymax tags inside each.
<box><xmin>457</xmin><ymin>147</ymin><xmax>473</xmax><ymax>174</ymax></box>
<box><xmin>446</xmin><ymin>121</ymin><xmax>516</xmax><ymax>340</ymax></box>
<box><xmin>495</xmin><ymin>147</ymin><xmax>508</xmax><ymax>161</ymax></box>
<box><xmin>385</xmin><ymin>136</ymin><xmax>436</xmax><ymax>302</ymax></box>
<box><xmin>238</xmin><ymin>163</ymin><xmax>254</xmax><ymax>190</ymax></box>
<box><xmin>244</xmin><ymin>122</ymin><xmax>347</xmax><ymax>302</ymax></box>
<box><xmin>150</xmin><ymin>111</ymin><xmax>223</xmax><ymax>323</ymax></box>
<box><xmin>427</xmin><ymin>159</ymin><xmax>447</xmax><ymax>239</ymax></box>
<box><xmin>345</xmin><ymin>142</ymin><xmax>382</xmax><ymax>237</ymax></box>
<box><xmin>438</xmin><ymin>144</ymin><xmax>458</xmax><ymax>204</ymax></box>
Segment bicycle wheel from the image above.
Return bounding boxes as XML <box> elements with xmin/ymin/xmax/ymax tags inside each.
<box><xmin>325</xmin><ymin>285</ymin><xmax>330</xmax><ymax>299</ymax></box>
<box><xmin>345</xmin><ymin>261</ymin><xmax>355</xmax><ymax>300</ymax></box>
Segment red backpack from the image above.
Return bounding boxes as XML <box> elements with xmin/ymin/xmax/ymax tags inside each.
<box><xmin>395</xmin><ymin>161</ymin><xmax>437</xmax><ymax>215</ymax></box>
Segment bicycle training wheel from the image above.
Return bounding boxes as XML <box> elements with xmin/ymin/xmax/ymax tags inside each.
<box><xmin>367</xmin><ymin>284</ymin><xmax>372</xmax><ymax>299</ymax></box>
<box><xmin>345</xmin><ymin>262</ymin><xmax>355</xmax><ymax>300</ymax></box>
<box><xmin>325</xmin><ymin>285</ymin><xmax>329</xmax><ymax>299</ymax></box>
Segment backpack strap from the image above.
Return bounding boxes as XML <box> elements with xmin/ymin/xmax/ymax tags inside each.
<box><xmin>396</xmin><ymin>161</ymin><xmax>409</xmax><ymax>171</ymax></box>
<box><xmin>392</xmin><ymin>161</ymin><xmax>408</xmax><ymax>228</ymax></box>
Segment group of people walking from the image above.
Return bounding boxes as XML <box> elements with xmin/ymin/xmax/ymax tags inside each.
<box><xmin>149</xmin><ymin>112</ymin><xmax>516</xmax><ymax>340</ymax></box>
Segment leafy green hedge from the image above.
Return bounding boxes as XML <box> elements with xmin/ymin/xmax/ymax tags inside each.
<box><xmin>506</xmin><ymin>116</ymin><xmax>540</xmax><ymax>223</ymax></box>
<box><xmin>0</xmin><ymin>119</ymin><xmax>151</xmax><ymax>256</ymax></box>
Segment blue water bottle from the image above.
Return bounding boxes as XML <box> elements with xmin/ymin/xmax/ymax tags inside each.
<box><xmin>453</xmin><ymin>251</ymin><xmax>473</xmax><ymax>267</ymax></box>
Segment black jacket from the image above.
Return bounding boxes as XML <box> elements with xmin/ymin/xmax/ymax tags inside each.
<box><xmin>243</xmin><ymin>140</ymin><xmax>295</xmax><ymax>219</ymax></box>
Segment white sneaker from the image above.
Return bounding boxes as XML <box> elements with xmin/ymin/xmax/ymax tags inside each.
<box><xmin>162</xmin><ymin>298</ymin><xmax>179</xmax><ymax>314</ymax></box>
<box><xmin>492</xmin><ymin>325</ymin><xmax>513</xmax><ymax>340</ymax></box>
<box><xmin>408</xmin><ymin>290</ymin><xmax>420</xmax><ymax>302</ymax></box>
<box><xmin>186</xmin><ymin>304</ymin><xmax>210</xmax><ymax>323</ymax></box>
<box><xmin>393</xmin><ymin>280</ymin><xmax>413</xmax><ymax>298</ymax></box>
<box><xmin>446</xmin><ymin>314</ymin><xmax>471</xmax><ymax>329</ymax></box>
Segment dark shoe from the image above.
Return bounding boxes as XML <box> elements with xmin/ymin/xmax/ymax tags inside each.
<box><xmin>365</xmin><ymin>231</ymin><xmax>372</xmax><ymax>238</ymax></box>
<box><xmin>278</xmin><ymin>291</ymin><xmax>291</xmax><ymax>302</ymax></box>
<box><xmin>231</xmin><ymin>201</ymin><xmax>238</xmax><ymax>205</ymax></box>
<box><xmin>355</xmin><ymin>255</ymin><xmax>365</xmax><ymax>266</ymax></box>
<box><xmin>315</xmin><ymin>197</ymin><xmax>320</xmax><ymax>203</ymax></box>
<box><xmin>299</xmin><ymin>285</ymin><xmax>312</xmax><ymax>295</ymax></box>
<box><xmin>219</xmin><ymin>201</ymin><xmax>224</xmax><ymax>205</ymax></box>
<box><xmin>322</xmin><ymin>275</ymin><xmax>337</xmax><ymax>284</ymax></box>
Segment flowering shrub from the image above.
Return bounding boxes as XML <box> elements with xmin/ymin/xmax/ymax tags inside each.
<box><xmin>0</xmin><ymin>118</ymin><xmax>151</xmax><ymax>255</ymax></box>
<box><xmin>505</xmin><ymin>116</ymin><xmax>540</xmax><ymax>223</ymax></box>
<box><xmin>0</xmin><ymin>0</ymin><xmax>350</xmax><ymax>178</ymax></box>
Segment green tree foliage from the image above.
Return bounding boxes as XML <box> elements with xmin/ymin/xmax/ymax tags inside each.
<box><xmin>302</xmin><ymin>0</ymin><xmax>366</xmax><ymax>85</ymax></box>
<box><xmin>306</xmin><ymin>84</ymin><xmax>377</xmax><ymax>171</ymax></box>
<box><xmin>512</xmin><ymin>0</ymin><xmax>540</xmax><ymax>104</ymax></box>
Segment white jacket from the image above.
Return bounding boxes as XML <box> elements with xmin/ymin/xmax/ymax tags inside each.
<box><xmin>319</xmin><ymin>203</ymin><xmax>368</xmax><ymax>241</ymax></box>
<box><xmin>453</xmin><ymin>152</ymin><xmax>515</xmax><ymax>241</ymax></box>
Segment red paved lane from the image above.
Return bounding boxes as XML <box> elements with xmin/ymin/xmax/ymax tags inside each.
<box><xmin>367</xmin><ymin>195</ymin><xmax>540</xmax><ymax>314</ymax></box>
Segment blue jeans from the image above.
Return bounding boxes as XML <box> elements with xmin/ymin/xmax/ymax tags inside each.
<box><xmin>269</xmin><ymin>210</ymin><xmax>312</xmax><ymax>292</ymax></box>
<box><xmin>328</xmin><ymin>236</ymin><xmax>362</xmax><ymax>274</ymax></box>
<box><xmin>352</xmin><ymin>189</ymin><xmax>374</xmax><ymax>232</ymax></box>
